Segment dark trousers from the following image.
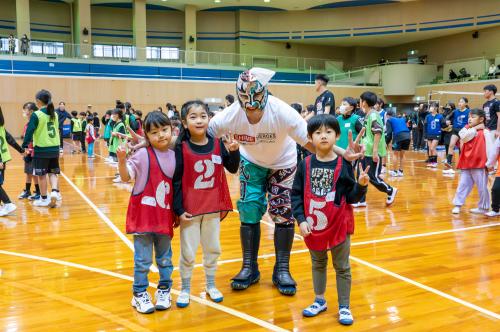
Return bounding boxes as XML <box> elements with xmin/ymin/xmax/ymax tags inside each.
<box><xmin>412</xmin><ymin>128</ymin><xmax>419</xmax><ymax>150</ymax></box>
<box><xmin>80</xmin><ymin>132</ymin><xmax>86</xmax><ymax>152</ymax></box>
<box><xmin>415</xmin><ymin>128</ymin><xmax>426</xmax><ymax>150</ymax></box>
<box><xmin>359</xmin><ymin>156</ymin><xmax>393</xmax><ymax>203</ymax></box>
<box><xmin>491</xmin><ymin>177</ymin><xmax>500</xmax><ymax>212</ymax></box>
<box><xmin>59</xmin><ymin>127</ymin><xmax>64</xmax><ymax>148</ymax></box>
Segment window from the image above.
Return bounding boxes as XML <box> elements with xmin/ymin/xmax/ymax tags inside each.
<box><xmin>0</xmin><ymin>37</ymin><xmax>18</xmax><ymax>53</ymax></box>
<box><xmin>146</xmin><ymin>46</ymin><xmax>179</xmax><ymax>60</ymax></box>
<box><xmin>30</xmin><ymin>41</ymin><xmax>64</xmax><ymax>56</ymax></box>
<box><xmin>93</xmin><ymin>44</ymin><xmax>136</xmax><ymax>59</ymax></box>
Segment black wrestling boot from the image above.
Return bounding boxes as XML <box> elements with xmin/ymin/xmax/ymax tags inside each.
<box><xmin>231</xmin><ymin>223</ymin><xmax>261</xmax><ymax>290</ymax></box>
<box><xmin>272</xmin><ymin>225</ymin><xmax>297</xmax><ymax>295</ymax></box>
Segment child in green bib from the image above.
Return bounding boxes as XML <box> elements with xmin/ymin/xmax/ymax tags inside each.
<box><xmin>0</xmin><ymin>106</ymin><xmax>25</xmax><ymax>216</ymax></box>
<box><xmin>357</xmin><ymin>91</ymin><xmax>397</xmax><ymax>207</ymax></box>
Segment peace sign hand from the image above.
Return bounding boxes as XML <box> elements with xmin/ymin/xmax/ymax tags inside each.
<box><xmin>223</xmin><ymin>132</ymin><xmax>239</xmax><ymax>152</ymax></box>
<box><xmin>126</xmin><ymin>126</ymin><xmax>149</xmax><ymax>151</ymax></box>
<box><xmin>344</xmin><ymin>128</ymin><xmax>366</xmax><ymax>161</ymax></box>
<box><xmin>358</xmin><ymin>163</ymin><xmax>370</xmax><ymax>186</ymax></box>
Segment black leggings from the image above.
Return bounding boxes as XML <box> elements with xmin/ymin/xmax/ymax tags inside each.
<box><xmin>0</xmin><ymin>167</ymin><xmax>11</xmax><ymax>204</ymax></box>
<box><xmin>491</xmin><ymin>177</ymin><xmax>500</xmax><ymax>212</ymax></box>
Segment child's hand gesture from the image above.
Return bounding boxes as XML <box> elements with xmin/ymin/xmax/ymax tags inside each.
<box><xmin>299</xmin><ymin>221</ymin><xmax>312</xmax><ymax>237</ymax></box>
<box><xmin>116</xmin><ymin>141</ymin><xmax>128</xmax><ymax>161</ymax></box>
<box><xmin>0</xmin><ymin>162</ymin><xmax>3</xmax><ymax>170</ymax></box>
<box><xmin>223</xmin><ymin>132</ymin><xmax>239</xmax><ymax>152</ymax></box>
<box><xmin>358</xmin><ymin>164</ymin><xmax>370</xmax><ymax>186</ymax></box>
<box><xmin>179</xmin><ymin>212</ymin><xmax>193</xmax><ymax>223</ymax></box>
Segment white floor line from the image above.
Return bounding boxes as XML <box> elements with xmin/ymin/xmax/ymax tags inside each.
<box><xmin>60</xmin><ymin>171</ymin><xmax>159</xmax><ymax>273</ymax></box>
<box><xmin>72</xmin><ymin>176</ymin><xmax>117</xmax><ymax>180</ymax></box>
<box><xmin>0</xmin><ymin>250</ymin><xmax>289</xmax><ymax>332</ymax></box>
<box><xmin>349</xmin><ymin>255</ymin><xmax>500</xmax><ymax>320</ymax></box>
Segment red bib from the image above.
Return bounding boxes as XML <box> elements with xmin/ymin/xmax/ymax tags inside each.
<box><xmin>126</xmin><ymin>147</ymin><xmax>174</xmax><ymax>237</ymax></box>
<box><xmin>457</xmin><ymin>128</ymin><xmax>487</xmax><ymax>169</ymax></box>
<box><xmin>182</xmin><ymin>138</ymin><xmax>233</xmax><ymax>220</ymax></box>
<box><xmin>303</xmin><ymin>155</ymin><xmax>354</xmax><ymax>251</ymax></box>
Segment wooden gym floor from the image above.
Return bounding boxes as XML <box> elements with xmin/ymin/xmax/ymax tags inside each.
<box><xmin>0</xmin><ymin>140</ymin><xmax>499</xmax><ymax>331</ymax></box>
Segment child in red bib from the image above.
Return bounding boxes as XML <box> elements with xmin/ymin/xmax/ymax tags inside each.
<box><xmin>117</xmin><ymin>111</ymin><xmax>176</xmax><ymax>315</ymax></box>
<box><xmin>291</xmin><ymin>114</ymin><xmax>368</xmax><ymax>326</ymax></box>
<box><xmin>173</xmin><ymin>100</ymin><xmax>240</xmax><ymax>307</ymax></box>
<box><xmin>452</xmin><ymin>108</ymin><xmax>490</xmax><ymax>214</ymax></box>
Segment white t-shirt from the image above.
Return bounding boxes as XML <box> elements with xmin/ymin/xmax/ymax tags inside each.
<box><xmin>209</xmin><ymin>96</ymin><xmax>309</xmax><ymax>169</ymax></box>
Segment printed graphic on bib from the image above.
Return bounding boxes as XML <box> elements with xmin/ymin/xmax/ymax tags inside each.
<box><xmin>141</xmin><ymin>181</ymin><xmax>171</xmax><ymax>209</ymax></box>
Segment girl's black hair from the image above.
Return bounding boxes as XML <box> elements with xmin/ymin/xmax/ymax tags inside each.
<box><xmin>290</xmin><ymin>103</ymin><xmax>302</xmax><ymax>113</ymax></box>
<box><xmin>143</xmin><ymin>111</ymin><xmax>171</xmax><ymax>134</ymax></box>
<box><xmin>87</xmin><ymin>115</ymin><xmax>94</xmax><ymax>122</ymax></box>
<box><xmin>342</xmin><ymin>97</ymin><xmax>357</xmax><ymax>109</ymax></box>
<box><xmin>447</xmin><ymin>102</ymin><xmax>456</xmax><ymax>110</ymax></box>
<box><xmin>0</xmin><ymin>106</ymin><xmax>4</xmax><ymax>127</ymax></box>
<box><xmin>112</xmin><ymin>108</ymin><xmax>124</xmax><ymax>120</ymax></box>
<box><xmin>306</xmin><ymin>104</ymin><xmax>314</xmax><ymax>113</ymax></box>
<box><xmin>35</xmin><ymin>89</ymin><xmax>55</xmax><ymax>120</ymax></box>
<box><xmin>93</xmin><ymin>112</ymin><xmax>98</xmax><ymax>116</ymax></box>
<box><xmin>360</xmin><ymin>91</ymin><xmax>378</xmax><ymax>107</ymax></box>
<box><xmin>135</xmin><ymin>110</ymin><xmax>142</xmax><ymax>117</ymax></box>
<box><xmin>23</xmin><ymin>102</ymin><xmax>38</xmax><ymax>112</ymax></box>
<box><xmin>177</xmin><ymin>100</ymin><xmax>209</xmax><ymax>144</ymax></box>
<box><xmin>105</xmin><ymin>109</ymin><xmax>112</xmax><ymax>115</ymax></box>
<box><xmin>71</xmin><ymin>110</ymin><xmax>78</xmax><ymax>117</ymax></box>
<box><xmin>307</xmin><ymin>114</ymin><xmax>341</xmax><ymax>137</ymax></box>
<box><xmin>470</xmin><ymin>108</ymin><xmax>486</xmax><ymax>123</ymax></box>
<box><xmin>459</xmin><ymin>97</ymin><xmax>469</xmax><ymax>108</ymax></box>
<box><xmin>429</xmin><ymin>102</ymin><xmax>439</xmax><ymax>110</ymax></box>
<box><xmin>79</xmin><ymin>111</ymin><xmax>86</xmax><ymax>116</ymax></box>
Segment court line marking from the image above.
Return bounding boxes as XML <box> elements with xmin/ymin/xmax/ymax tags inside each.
<box><xmin>349</xmin><ymin>255</ymin><xmax>500</xmax><ymax>320</ymax></box>
<box><xmin>4</xmin><ymin>281</ymin><xmax>153</xmax><ymax>332</ymax></box>
<box><xmin>245</xmin><ymin>211</ymin><xmax>500</xmax><ymax>321</ymax></box>
<box><xmin>0</xmin><ymin>250</ymin><xmax>289</xmax><ymax>332</ymax></box>
<box><xmin>60</xmin><ymin>171</ymin><xmax>160</xmax><ymax>272</ymax></box>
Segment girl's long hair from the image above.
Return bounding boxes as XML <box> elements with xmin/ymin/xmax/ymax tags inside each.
<box><xmin>35</xmin><ymin>89</ymin><xmax>55</xmax><ymax>120</ymax></box>
<box><xmin>176</xmin><ymin>100</ymin><xmax>209</xmax><ymax>145</ymax></box>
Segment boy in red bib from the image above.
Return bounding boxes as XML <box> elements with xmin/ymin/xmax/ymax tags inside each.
<box><xmin>451</xmin><ymin>108</ymin><xmax>490</xmax><ymax>214</ymax></box>
<box><xmin>117</xmin><ymin>111</ymin><xmax>176</xmax><ymax>314</ymax></box>
<box><xmin>291</xmin><ymin>114</ymin><xmax>368</xmax><ymax>325</ymax></box>
<box><xmin>173</xmin><ymin>100</ymin><xmax>239</xmax><ymax>308</ymax></box>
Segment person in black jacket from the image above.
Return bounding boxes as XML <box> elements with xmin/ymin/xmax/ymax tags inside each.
<box><xmin>55</xmin><ymin>101</ymin><xmax>72</xmax><ymax>153</ymax></box>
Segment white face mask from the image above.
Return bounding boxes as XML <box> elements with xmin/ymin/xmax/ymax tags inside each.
<box><xmin>22</xmin><ymin>111</ymin><xmax>29</xmax><ymax>118</ymax></box>
<box><xmin>339</xmin><ymin>105</ymin><xmax>348</xmax><ymax>115</ymax></box>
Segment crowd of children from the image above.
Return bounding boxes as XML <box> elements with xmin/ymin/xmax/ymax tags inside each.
<box><xmin>0</xmin><ymin>77</ymin><xmax>498</xmax><ymax>327</ymax></box>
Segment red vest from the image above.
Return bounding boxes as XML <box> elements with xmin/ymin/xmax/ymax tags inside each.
<box><xmin>126</xmin><ymin>147</ymin><xmax>174</xmax><ymax>237</ymax></box>
<box><xmin>457</xmin><ymin>128</ymin><xmax>487</xmax><ymax>169</ymax></box>
<box><xmin>303</xmin><ymin>155</ymin><xmax>354</xmax><ymax>251</ymax></box>
<box><xmin>182</xmin><ymin>138</ymin><xmax>233</xmax><ymax>220</ymax></box>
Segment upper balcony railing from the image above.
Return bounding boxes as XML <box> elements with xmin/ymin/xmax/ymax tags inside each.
<box><xmin>0</xmin><ymin>39</ymin><xmax>342</xmax><ymax>73</ymax></box>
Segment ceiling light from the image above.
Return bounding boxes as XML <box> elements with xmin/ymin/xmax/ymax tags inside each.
<box><xmin>215</xmin><ymin>0</ymin><xmax>221</xmax><ymax>3</ymax></box>
<box><xmin>264</xmin><ymin>0</ymin><xmax>271</xmax><ymax>2</ymax></box>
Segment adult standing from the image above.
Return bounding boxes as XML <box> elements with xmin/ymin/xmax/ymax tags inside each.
<box><xmin>306</xmin><ymin>74</ymin><xmax>335</xmax><ymax>121</ymax></box>
<box><xmin>209</xmin><ymin>68</ymin><xmax>361</xmax><ymax>296</ymax></box>
<box><xmin>55</xmin><ymin>102</ymin><xmax>71</xmax><ymax>154</ymax></box>
<box><xmin>8</xmin><ymin>35</ymin><xmax>15</xmax><ymax>55</ymax></box>
<box><xmin>483</xmin><ymin>84</ymin><xmax>500</xmax><ymax>167</ymax></box>
<box><xmin>20</xmin><ymin>34</ymin><xmax>30</xmax><ymax>55</ymax></box>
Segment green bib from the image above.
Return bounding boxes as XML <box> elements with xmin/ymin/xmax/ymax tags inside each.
<box><xmin>362</xmin><ymin>111</ymin><xmax>387</xmax><ymax>157</ymax></box>
<box><xmin>0</xmin><ymin>126</ymin><xmax>12</xmax><ymax>163</ymax></box>
<box><xmin>336</xmin><ymin>114</ymin><xmax>360</xmax><ymax>150</ymax></box>
<box><xmin>34</xmin><ymin>110</ymin><xmax>60</xmax><ymax>148</ymax></box>
<box><xmin>71</xmin><ymin>118</ymin><xmax>82</xmax><ymax>132</ymax></box>
<box><xmin>109</xmin><ymin>122</ymin><xmax>125</xmax><ymax>153</ymax></box>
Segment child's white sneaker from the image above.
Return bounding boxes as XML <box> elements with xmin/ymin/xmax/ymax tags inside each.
<box><xmin>176</xmin><ymin>290</ymin><xmax>190</xmax><ymax>308</ymax></box>
<box><xmin>0</xmin><ymin>203</ymin><xmax>16</xmax><ymax>216</ymax></box>
<box><xmin>49</xmin><ymin>192</ymin><xmax>58</xmax><ymax>208</ymax></box>
<box><xmin>113</xmin><ymin>176</ymin><xmax>122</xmax><ymax>183</ymax></box>
<box><xmin>131</xmin><ymin>291</ymin><xmax>155</xmax><ymax>314</ymax></box>
<box><xmin>452</xmin><ymin>206</ymin><xmax>460</xmax><ymax>214</ymax></box>
<box><xmin>338</xmin><ymin>306</ymin><xmax>354</xmax><ymax>325</ymax></box>
<box><xmin>485</xmin><ymin>210</ymin><xmax>500</xmax><ymax>217</ymax></box>
<box><xmin>206</xmin><ymin>287</ymin><xmax>223</xmax><ymax>303</ymax></box>
<box><xmin>33</xmin><ymin>197</ymin><xmax>51</xmax><ymax>207</ymax></box>
<box><xmin>154</xmin><ymin>286</ymin><xmax>171</xmax><ymax>310</ymax></box>
<box><xmin>469</xmin><ymin>208</ymin><xmax>488</xmax><ymax>214</ymax></box>
<box><xmin>302</xmin><ymin>299</ymin><xmax>327</xmax><ymax>317</ymax></box>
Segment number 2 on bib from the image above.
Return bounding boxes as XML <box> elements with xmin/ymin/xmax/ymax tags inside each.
<box><xmin>306</xmin><ymin>199</ymin><xmax>328</xmax><ymax>231</ymax></box>
<box><xmin>194</xmin><ymin>159</ymin><xmax>215</xmax><ymax>189</ymax></box>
